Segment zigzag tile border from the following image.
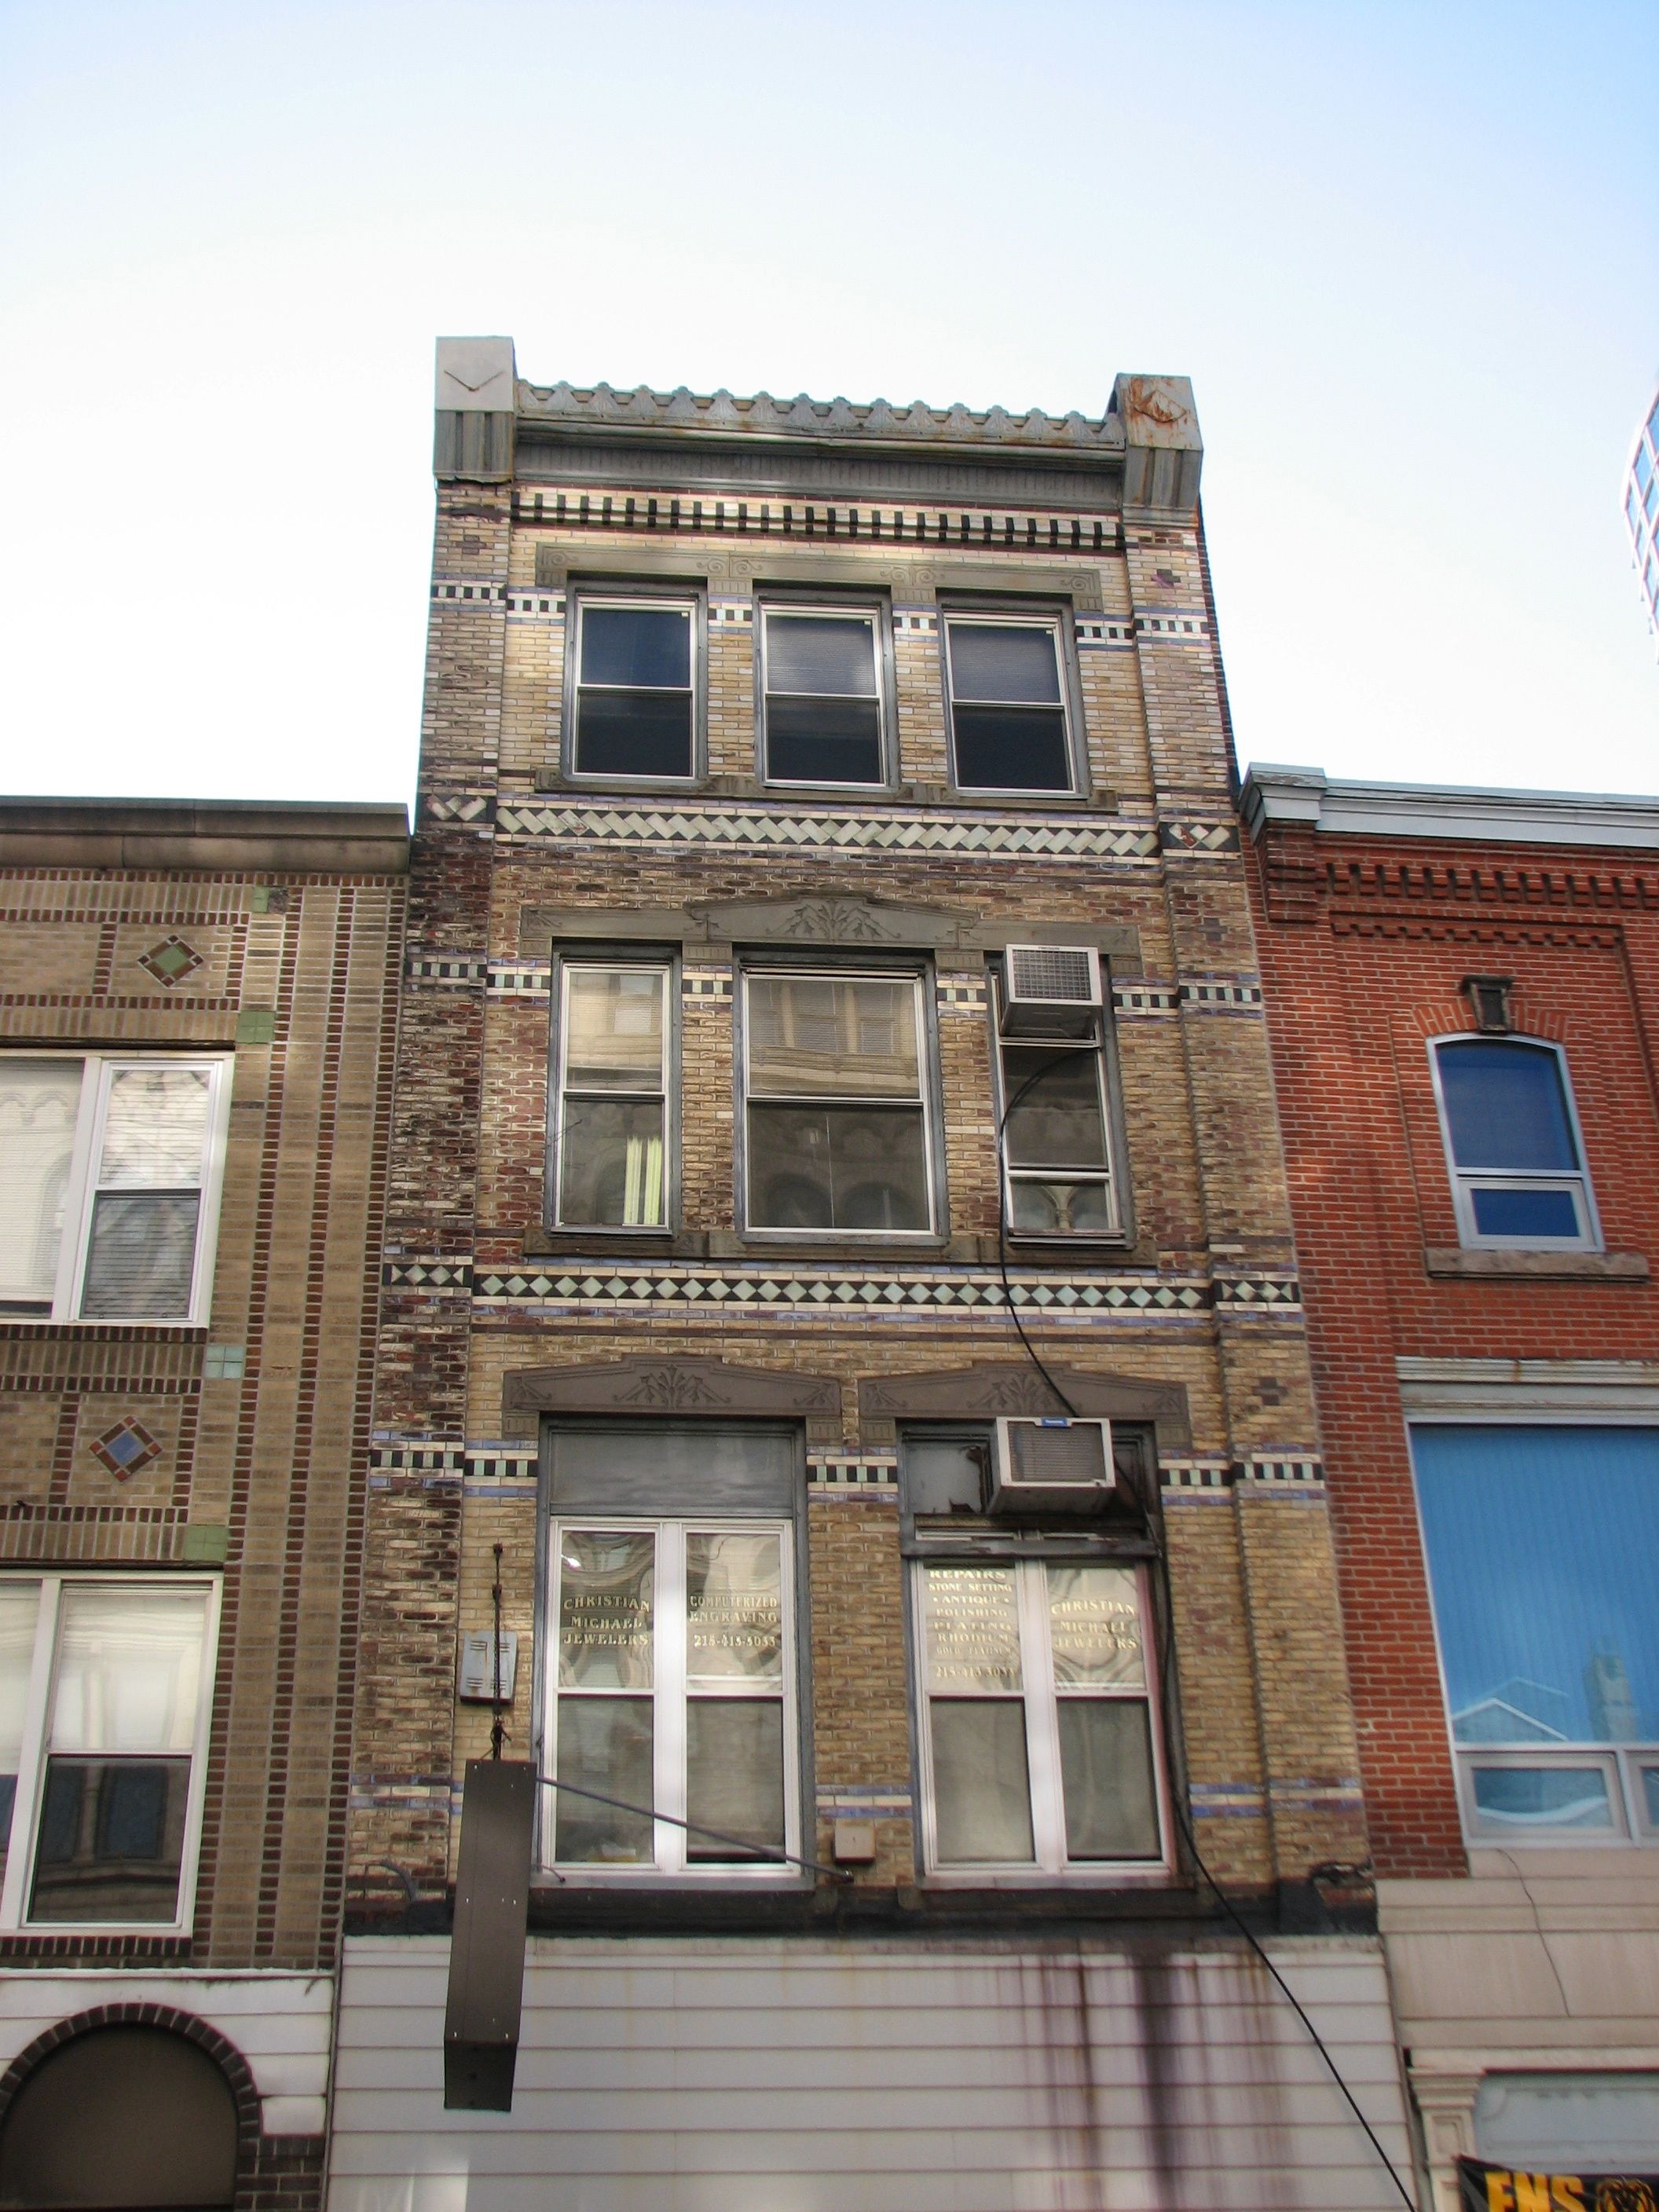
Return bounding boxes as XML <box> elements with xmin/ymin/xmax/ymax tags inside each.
<box><xmin>493</xmin><ymin>800</ymin><xmax>1164</xmax><ymax>861</ymax></box>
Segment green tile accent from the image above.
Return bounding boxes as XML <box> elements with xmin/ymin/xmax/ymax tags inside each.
<box><xmin>236</xmin><ymin>1008</ymin><xmax>276</xmax><ymax>1045</ymax></box>
<box><xmin>182</xmin><ymin>1523</ymin><xmax>229</xmax><ymax>1564</ymax></box>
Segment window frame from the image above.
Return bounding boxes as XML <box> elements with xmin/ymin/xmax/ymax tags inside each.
<box><xmin>735</xmin><ymin>958</ymin><xmax>944</xmax><ymax>1243</ymax></box>
<box><xmin>546</xmin><ymin>951</ymin><xmax>679</xmax><ymax>1235</ymax></box>
<box><xmin>1408</xmin><ymin>1420</ymin><xmax>1659</xmax><ymax>1850</ymax></box>
<box><xmin>1427</xmin><ymin>1032</ymin><xmax>1601</xmax><ymax>1251</ymax></box>
<box><xmin>990</xmin><ymin>969</ymin><xmax>1127</xmax><ymax>1245</ymax></box>
<box><xmin>0</xmin><ymin>1572</ymin><xmax>222</xmax><ymax>1933</ymax></box>
<box><xmin>537</xmin><ymin>1512</ymin><xmax>804</xmax><ymax>1884</ymax></box>
<box><xmin>753</xmin><ymin>594</ymin><xmax>895</xmax><ymax>793</ymax></box>
<box><xmin>910</xmin><ymin>1552</ymin><xmax>1174</xmax><ymax>1884</ymax></box>
<box><xmin>0</xmin><ymin>1051</ymin><xmax>233</xmax><ymax>1327</ymax></box>
<box><xmin>939</xmin><ymin>602</ymin><xmax>1086</xmax><ymax>800</ymax></box>
<box><xmin>562</xmin><ymin>582</ymin><xmax>705</xmax><ymax>789</ymax></box>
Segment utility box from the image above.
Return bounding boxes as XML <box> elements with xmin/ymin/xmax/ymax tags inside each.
<box><xmin>444</xmin><ymin>1760</ymin><xmax>537</xmax><ymax>2111</ymax></box>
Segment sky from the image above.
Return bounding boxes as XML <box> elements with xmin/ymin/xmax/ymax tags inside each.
<box><xmin>2</xmin><ymin>0</ymin><xmax>1656</xmax><ymax>812</ymax></box>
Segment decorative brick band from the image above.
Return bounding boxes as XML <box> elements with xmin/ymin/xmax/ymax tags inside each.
<box><xmin>936</xmin><ymin>982</ymin><xmax>988</xmax><ymax>1013</ymax></box>
<box><xmin>1159</xmin><ymin>1460</ymin><xmax>1233</xmax><ymax>1491</ymax></box>
<box><xmin>470</xmin><ymin>1262</ymin><xmax>1213</xmax><ymax>1315</ymax></box>
<box><xmin>1211</xmin><ymin>1273</ymin><xmax>1302</xmax><ymax>1310</ymax></box>
<box><xmin>493</xmin><ymin>800</ymin><xmax>1164</xmax><ymax>862</ymax></box>
<box><xmin>381</xmin><ymin>1257</ymin><xmax>474</xmax><ymax>1292</ymax></box>
<box><xmin>1179</xmin><ymin>977</ymin><xmax>1264</xmax><ymax>1009</ymax></box>
<box><xmin>1074</xmin><ymin>617</ymin><xmax>1135</xmax><ymax>649</ymax></box>
<box><xmin>807</xmin><ymin>1454</ymin><xmax>899</xmax><ymax>1489</ymax></box>
<box><xmin>512</xmin><ymin>484</ymin><xmax>1122</xmax><ymax>555</ymax></box>
<box><xmin>405</xmin><ymin>954</ymin><xmax>489</xmax><ymax>984</ymax></box>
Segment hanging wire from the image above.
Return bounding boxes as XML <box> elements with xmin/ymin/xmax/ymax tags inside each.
<box><xmin>489</xmin><ymin>1542</ymin><xmax>507</xmax><ymax>1760</ymax></box>
<box><xmin>989</xmin><ymin>1014</ymin><xmax>1419</xmax><ymax>2210</ymax></box>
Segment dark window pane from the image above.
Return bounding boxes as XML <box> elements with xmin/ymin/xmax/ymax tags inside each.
<box><xmin>766</xmin><ymin>614</ymin><xmax>877</xmax><ymax>696</ymax></box>
<box><xmin>574</xmin><ymin>690</ymin><xmax>693</xmax><ymax>778</ymax></box>
<box><xmin>951</xmin><ymin>705</ymin><xmax>1071</xmax><ymax>791</ymax></box>
<box><xmin>1470</xmin><ymin>1185</ymin><xmax>1581</xmax><ymax>1240</ymax></box>
<box><xmin>948</xmin><ymin>623</ymin><xmax>1062</xmax><ymax>703</ymax></box>
<box><xmin>29</xmin><ymin>1757</ymin><xmax>189</xmax><ymax>1922</ymax></box>
<box><xmin>904</xmin><ymin>1437</ymin><xmax>989</xmax><ymax>1517</ymax></box>
<box><xmin>79</xmin><ymin>1194</ymin><xmax>199</xmax><ymax>1319</ymax></box>
<box><xmin>1438</xmin><ymin>1041</ymin><xmax>1578</xmax><ymax>1170</ymax></box>
<box><xmin>1008</xmin><ymin>1178</ymin><xmax>1115</xmax><ymax>1235</ymax></box>
<box><xmin>554</xmin><ymin>1697</ymin><xmax>654</xmax><ymax>1862</ymax></box>
<box><xmin>580</xmin><ymin>604</ymin><xmax>690</xmax><ymax>687</ymax></box>
<box><xmin>1643</xmin><ymin>1765</ymin><xmax>1659</xmax><ymax>1826</ymax></box>
<box><xmin>558</xmin><ymin>1098</ymin><xmax>666</xmax><ymax>1226</ymax></box>
<box><xmin>686</xmin><ymin>1699</ymin><xmax>785</xmax><ymax>1861</ymax></box>
<box><xmin>929</xmin><ymin>1701</ymin><xmax>1034</xmax><ymax>1863</ymax></box>
<box><xmin>0</xmin><ymin>2023</ymin><xmax>238</xmax><ymax>2208</ymax></box>
<box><xmin>1002</xmin><ymin>1049</ymin><xmax>1108</xmax><ymax>1167</ymax></box>
<box><xmin>1057</xmin><ymin>1700</ymin><xmax>1160</xmax><ymax>1859</ymax></box>
<box><xmin>748</xmin><ymin>1105</ymin><xmax>929</xmax><ymax>1231</ymax></box>
<box><xmin>765</xmin><ymin>697</ymin><xmax>882</xmax><ymax>786</ymax></box>
<box><xmin>1470</xmin><ymin>1764</ymin><xmax>1614</xmax><ymax>1833</ymax></box>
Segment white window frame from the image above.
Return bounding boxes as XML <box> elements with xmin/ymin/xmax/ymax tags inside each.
<box><xmin>566</xmin><ymin>591</ymin><xmax>701</xmax><ymax>786</ymax></box>
<box><xmin>993</xmin><ymin>1015</ymin><xmax>1119</xmax><ymax>1243</ymax></box>
<box><xmin>549</xmin><ymin>959</ymin><xmax>674</xmax><ymax>1232</ymax></box>
<box><xmin>941</xmin><ymin>612</ymin><xmax>1079</xmax><ymax>798</ymax></box>
<box><xmin>739</xmin><ymin>967</ymin><xmax>939</xmax><ymax>1240</ymax></box>
<box><xmin>0</xmin><ymin>1572</ymin><xmax>221</xmax><ymax>1932</ymax></box>
<box><xmin>1428</xmin><ymin>1033</ymin><xmax>1600</xmax><ymax>1251</ymax></box>
<box><xmin>756</xmin><ymin>601</ymin><xmax>889</xmax><ymax>790</ymax></box>
<box><xmin>0</xmin><ymin>1053</ymin><xmax>233</xmax><ymax>1326</ymax></box>
<box><xmin>539</xmin><ymin>1516</ymin><xmax>801</xmax><ymax>1881</ymax></box>
<box><xmin>911</xmin><ymin>1557</ymin><xmax>1174</xmax><ymax>1883</ymax></box>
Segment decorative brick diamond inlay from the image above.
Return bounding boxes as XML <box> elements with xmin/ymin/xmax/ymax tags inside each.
<box><xmin>89</xmin><ymin>1418</ymin><xmax>163</xmax><ymax>1481</ymax></box>
<box><xmin>138</xmin><ymin>934</ymin><xmax>204</xmax><ymax>987</ymax></box>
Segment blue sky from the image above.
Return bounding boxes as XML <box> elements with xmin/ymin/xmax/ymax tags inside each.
<box><xmin>2</xmin><ymin>0</ymin><xmax>1655</xmax><ymax>808</ymax></box>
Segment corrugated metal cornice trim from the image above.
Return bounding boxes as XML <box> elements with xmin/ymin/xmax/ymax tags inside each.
<box><xmin>516</xmin><ymin>379</ymin><xmax>1128</xmax><ymax>458</ymax></box>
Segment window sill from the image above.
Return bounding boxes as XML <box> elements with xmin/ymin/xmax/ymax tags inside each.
<box><xmin>1425</xmin><ymin>1247</ymin><xmax>1650</xmax><ymax>1282</ymax></box>
<box><xmin>533</xmin><ymin>772</ymin><xmax>1117</xmax><ymax>812</ymax></box>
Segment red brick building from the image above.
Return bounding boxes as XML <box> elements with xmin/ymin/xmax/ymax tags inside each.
<box><xmin>1244</xmin><ymin>764</ymin><xmax>1659</xmax><ymax>2201</ymax></box>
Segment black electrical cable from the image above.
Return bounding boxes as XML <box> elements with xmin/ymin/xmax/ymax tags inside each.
<box><xmin>991</xmin><ymin>1038</ymin><xmax>1418</xmax><ymax>2211</ymax></box>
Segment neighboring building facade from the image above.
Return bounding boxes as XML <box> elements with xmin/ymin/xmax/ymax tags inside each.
<box><xmin>332</xmin><ymin>342</ymin><xmax>1415</xmax><ymax>2209</ymax></box>
<box><xmin>1244</xmin><ymin>765</ymin><xmax>1659</xmax><ymax>2207</ymax></box>
<box><xmin>0</xmin><ymin>798</ymin><xmax>406</xmax><ymax>2210</ymax></box>
<box><xmin>1624</xmin><ymin>379</ymin><xmax>1659</xmax><ymax>646</ymax></box>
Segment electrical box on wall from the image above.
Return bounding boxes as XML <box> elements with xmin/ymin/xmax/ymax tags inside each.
<box><xmin>989</xmin><ymin>1417</ymin><xmax>1115</xmax><ymax>1514</ymax></box>
<box><xmin>458</xmin><ymin>1631</ymin><xmax>518</xmax><ymax>1703</ymax></box>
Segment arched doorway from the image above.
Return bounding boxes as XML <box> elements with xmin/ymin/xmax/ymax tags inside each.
<box><xmin>0</xmin><ymin>2023</ymin><xmax>239</xmax><ymax>2208</ymax></box>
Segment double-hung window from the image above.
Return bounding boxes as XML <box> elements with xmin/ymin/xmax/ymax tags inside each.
<box><xmin>551</xmin><ymin>962</ymin><xmax>671</xmax><ymax>1229</ymax></box>
<box><xmin>943</xmin><ymin>614</ymin><xmax>1076</xmax><ymax>794</ymax></box>
<box><xmin>569</xmin><ymin>595</ymin><xmax>698</xmax><ymax>781</ymax></box>
<box><xmin>0</xmin><ymin>1055</ymin><xmax>231</xmax><ymax>1324</ymax></box>
<box><xmin>0</xmin><ymin>1576</ymin><xmax>218</xmax><ymax>1928</ymax></box>
<box><xmin>1430</xmin><ymin>1035</ymin><xmax>1599</xmax><ymax>1248</ymax></box>
<box><xmin>540</xmin><ymin>1426</ymin><xmax>802</xmax><ymax>1878</ymax></box>
<box><xmin>758</xmin><ymin>605</ymin><xmax>887</xmax><ymax>787</ymax></box>
<box><xmin>915</xmin><ymin>1557</ymin><xmax>1166</xmax><ymax>1873</ymax></box>
<box><xmin>1412</xmin><ymin>1425</ymin><xmax>1659</xmax><ymax>1843</ymax></box>
<box><xmin>742</xmin><ymin>970</ymin><xmax>934</xmax><ymax>1234</ymax></box>
<box><xmin>995</xmin><ymin>1019</ymin><xmax>1119</xmax><ymax>1240</ymax></box>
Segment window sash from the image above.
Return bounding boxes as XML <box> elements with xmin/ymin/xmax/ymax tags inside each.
<box><xmin>942</xmin><ymin>616</ymin><xmax>1075</xmax><ymax>795</ymax></box>
<box><xmin>759</xmin><ymin>606</ymin><xmax>886</xmax><ymax>788</ymax></box>
<box><xmin>1428</xmin><ymin>1035</ymin><xmax>1599</xmax><ymax>1251</ymax></box>
<box><xmin>541</xmin><ymin>1518</ymin><xmax>800</xmax><ymax>1878</ymax></box>
<box><xmin>570</xmin><ymin>597</ymin><xmax>698</xmax><ymax>783</ymax></box>
<box><xmin>914</xmin><ymin>1558</ymin><xmax>1168</xmax><ymax>1876</ymax></box>
<box><xmin>995</xmin><ymin>1034</ymin><xmax>1117</xmax><ymax>1239</ymax></box>
<box><xmin>0</xmin><ymin>1575</ymin><xmax>218</xmax><ymax>1931</ymax></box>
<box><xmin>741</xmin><ymin>972</ymin><xmax>936</xmax><ymax>1236</ymax></box>
<box><xmin>1454</xmin><ymin>1746</ymin><xmax>1659</xmax><ymax>1844</ymax></box>
<box><xmin>0</xmin><ymin>1055</ymin><xmax>229</xmax><ymax>1324</ymax></box>
<box><xmin>551</xmin><ymin>964</ymin><xmax>672</xmax><ymax>1231</ymax></box>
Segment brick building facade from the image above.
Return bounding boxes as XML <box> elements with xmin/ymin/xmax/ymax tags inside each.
<box><xmin>0</xmin><ymin>798</ymin><xmax>406</xmax><ymax>2209</ymax></box>
<box><xmin>329</xmin><ymin>342</ymin><xmax>1415</xmax><ymax>2209</ymax></box>
<box><xmin>1245</xmin><ymin>766</ymin><xmax>1659</xmax><ymax>2203</ymax></box>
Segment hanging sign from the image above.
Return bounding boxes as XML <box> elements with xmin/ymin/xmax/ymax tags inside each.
<box><xmin>1459</xmin><ymin>2158</ymin><xmax>1659</xmax><ymax>2211</ymax></box>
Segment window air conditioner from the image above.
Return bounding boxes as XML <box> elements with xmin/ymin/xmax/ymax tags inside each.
<box><xmin>1000</xmin><ymin>945</ymin><xmax>1104</xmax><ymax>1038</ymax></box>
<box><xmin>989</xmin><ymin>1417</ymin><xmax>1115</xmax><ymax>1514</ymax></box>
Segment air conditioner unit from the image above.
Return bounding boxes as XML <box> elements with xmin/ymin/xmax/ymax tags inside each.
<box><xmin>1001</xmin><ymin>945</ymin><xmax>1103</xmax><ymax>1038</ymax></box>
<box><xmin>989</xmin><ymin>1417</ymin><xmax>1115</xmax><ymax>1514</ymax></box>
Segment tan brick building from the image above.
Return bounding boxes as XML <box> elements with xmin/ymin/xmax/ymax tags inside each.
<box><xmin>0</xmin><ymin>798</ymin><xmax>406</xmax><ymax>2209</ymax></box>
<box><xmin>333</xmin><ymin>342</ymin><xmax>1415</xmax><ymax>2209</ymax></box>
